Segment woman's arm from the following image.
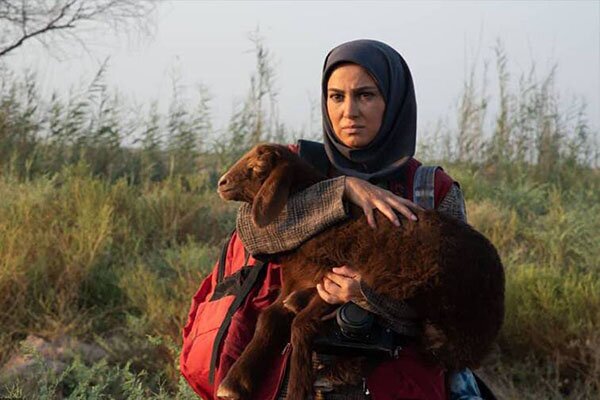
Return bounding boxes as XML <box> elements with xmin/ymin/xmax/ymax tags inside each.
<box><xmin>236</xmin><ymin>176</ymin><xmax>420</xmax><ymax>255</ymax></box>
<box><xmin>319</xmin><ymin>184</ymin><xmax>468</xmax><ymax>334</ymax></box>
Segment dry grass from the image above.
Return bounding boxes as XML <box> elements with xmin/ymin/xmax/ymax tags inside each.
<box><xmin>0</xmin><ymin>42</ymin><xmax>598</xmax><ymax>397</ymax></box>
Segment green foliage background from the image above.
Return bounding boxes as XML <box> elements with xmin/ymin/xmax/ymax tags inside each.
<box><xmin>0</xmin><ymin>41</ymin><xmax>598</xmax><ymax>399</ymax></box>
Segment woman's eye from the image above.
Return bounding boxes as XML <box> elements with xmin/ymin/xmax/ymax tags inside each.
<box><xmin>329</xmin><ymin>94</ymin><xmax>343</xmax><ymax>102</ymax></box>
<box><xmin>360</xmin><ymin>92</ymin><xmax>375</xmax><ymax>100</ymax></box>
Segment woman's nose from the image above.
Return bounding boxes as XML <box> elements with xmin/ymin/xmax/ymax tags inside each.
<box><xmin>343</xmin><ymin>97</ymin><xmax>359</xmax><ymax>118</ymax></box>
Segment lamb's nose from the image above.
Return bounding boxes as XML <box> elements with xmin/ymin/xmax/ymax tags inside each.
<box><xmin>218</xmin><ymin>175</ymin><xmax>228</xmax><ymax>187</ymax></box>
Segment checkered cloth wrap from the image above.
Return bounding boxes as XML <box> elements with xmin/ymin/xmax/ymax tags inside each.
<box><xmin>236</xmin><ymin>176</ymin><xmax>348</xmax><ymax>256</ymax></box>
<box><xmin>355</xmin><ymin>282</ymin><xmax>420</xmax><ymax>336</ymax></box>
<box><xmin>437</xmin><ymin>184</ymin><xmax>467</xmax><ymax>223</ymax></box>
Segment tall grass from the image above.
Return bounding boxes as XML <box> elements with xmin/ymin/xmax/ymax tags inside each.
<box><xmin>0</xmin><ymin>166</ymin><xmax>234</xmax><ymax>397</ymax></box>
<box><xmin>462</xmin><ymin>169</ymin><xmax>600</xmax><ymax>397</ymax></box>
<box><xmin>0</xmin><ymin>40</ymin><xmax>598</xmax><ymax>398</ymax></box>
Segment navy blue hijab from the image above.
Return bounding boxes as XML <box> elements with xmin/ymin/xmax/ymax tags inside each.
<box><xmin>322</xmin><ymin>39</ymin><xmax>417</xmax><ymax>182</ymax></box>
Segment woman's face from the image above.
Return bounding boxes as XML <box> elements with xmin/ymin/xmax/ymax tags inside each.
<box><xmin>326</xmin><ymin>64</ymin><xmax>386</xmax><ymax>149</ymax></box>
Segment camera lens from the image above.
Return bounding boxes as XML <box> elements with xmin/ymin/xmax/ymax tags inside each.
<box><xmin>336</xmin><ymin>303</ymin><xmax>374</xmax><ymax>339</ymax></box>
<box><xmin>341</xmin><ymin>303</ymin><xmax>369</xmax><ymax>323</ymax></box>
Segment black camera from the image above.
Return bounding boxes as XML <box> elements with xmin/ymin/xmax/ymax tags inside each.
<box><xmin>313</xmin><ymin>302</ymin><xmax>401</xmax><ymax>358</ymax></box>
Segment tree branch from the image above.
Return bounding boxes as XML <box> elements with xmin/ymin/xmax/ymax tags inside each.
<box><xmin>0</xmin><ymin>0</ymin><xmax>155</xmax><ymax>59</ymax></box>
<box><xmin>0</xmin><ymin>1</ymin><xmax>76</xmax><ymax>57</ymax></box>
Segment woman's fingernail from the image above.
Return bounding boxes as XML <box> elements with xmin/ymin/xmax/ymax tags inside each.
<box><xmin>411</xmin><ymin>215</ymin><xmax>418</xmax><ymax>221</ymax></box>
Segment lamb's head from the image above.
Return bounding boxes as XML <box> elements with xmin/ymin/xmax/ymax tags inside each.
<box><xmin>218</xmin><ymin>143</ymin><xmax>325</xmax><ymax>228</ymax></box>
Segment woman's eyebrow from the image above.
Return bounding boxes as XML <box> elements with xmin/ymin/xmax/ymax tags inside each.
<box><xmin>327</xmin><ymin>86</ymin><xmax>379</xmax><ymax>93</ymax></box>
<box><xmin>353</xmin><ymin>86</ymin><xmax>378</xmax><ymax>92</ymax></box>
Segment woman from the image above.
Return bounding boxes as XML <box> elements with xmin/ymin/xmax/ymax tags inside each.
<box><xmin>181</xmin><ymin>39</ymin><xmax>482</xmax><ymax>399</ymax></box>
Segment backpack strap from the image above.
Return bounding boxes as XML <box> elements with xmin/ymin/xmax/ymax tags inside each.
<box><xmin>297</xmin><ymin>139</ymin><xmax>330</xmax><ymax>176</ymax></box>
<box><xmin>208</xmin><ymin>258</ymin><xmax>268</xmax><ymax>383</ymax></box>
<box><xmin>216</xmin><ymin>234</ymin><xmax>233</xmax><ymax>284</ymax></box>
<box><xmin>413</xmin><ymin>165</ymin><xmax>439</xmax><ymax>210</ymax></box>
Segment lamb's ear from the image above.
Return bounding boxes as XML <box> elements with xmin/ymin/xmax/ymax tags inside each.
<box><xmin>251</xmin><ymin>163</ymin><xmax>292</xmax><ymax>228</ymax></box>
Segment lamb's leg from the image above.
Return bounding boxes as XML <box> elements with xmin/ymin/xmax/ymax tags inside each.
<box><xmin>217</xmin><ymin>299</ymin><xmax>294</xmax><ymax>399</ymax></box>
<box><xmin>287</xmin><ymin>295</ymin><xmax>336</xmax><ymax>399</ymax></box>
<box><xmin>283</xmin><ymin>287</ymin><xmax>317</xmax><ymax>314</ymax></box>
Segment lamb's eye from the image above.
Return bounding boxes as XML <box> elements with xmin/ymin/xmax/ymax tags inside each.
<box><xmin>253</xmin><ymin>166</ymin><xmax>265</xmax><ymax>177</ymax></box>
<box><xmin>253</xmin><ymin>159</ymin><xmax>271</xmax><ymax>178</ymax></box>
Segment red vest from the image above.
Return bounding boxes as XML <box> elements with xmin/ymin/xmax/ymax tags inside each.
<box><xmin>180</xmin><ymin>156</ymin><xmax>455</xmax><ymax>400</ymax></box>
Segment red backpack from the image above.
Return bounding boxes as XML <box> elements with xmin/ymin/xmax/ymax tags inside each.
<box><xmin>180</xmin><ymin>141</ymin><xmax>454</xmax><ymax>399</ymax></box>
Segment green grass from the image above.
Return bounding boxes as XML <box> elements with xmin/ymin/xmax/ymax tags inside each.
<box><xmin>0</xmin><ymin>165</ymin><xmax>236</xmax><ymax>398</ymax></box>
<box><xmin>1</xmin><ymin>44</ymin><xmax>599</xmax><ymax>397</ymax></box>
<box><xmin>0</xmin><ymin>160</ymin><xmax>597</xmax><ymax>398</ymax></box>
<box><xmin>458</xmin><ymin>164</ymin><xmax>600</xmax><ymax>396</ymax></box>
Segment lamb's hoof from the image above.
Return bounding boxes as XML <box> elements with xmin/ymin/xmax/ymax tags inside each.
<box><xmin>216</xmin><ymin>378</ymin><xmax>249</xmax><ymax>400</ymax></box>
<box><xmin>283</xmin><ymin>293</ymin><xmax>301</xmax><ymax>314</ymax></box>
<box><xmin>313</xmin><ymin>377</ymin><xmax>334</xmax><ymax>392</ymax></box>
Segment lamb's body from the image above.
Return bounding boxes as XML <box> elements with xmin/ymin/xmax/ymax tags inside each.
<box><xmin>286</xmin><ymin>208</ymin><xmax>504</xmax><ymax>369</ymax></box>
<box><xmin>216</xmin><ymin>144</ymin><xmax>505</xmax><ymax>399</ymax></box>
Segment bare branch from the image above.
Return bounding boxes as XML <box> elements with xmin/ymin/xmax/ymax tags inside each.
<box><xmin>0</xmin><ymin>0</ymin><xmax>155</xmax><ymax>59</ymax></box>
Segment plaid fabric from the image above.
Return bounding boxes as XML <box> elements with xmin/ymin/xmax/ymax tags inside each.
<box><xmin>236</xmin><ymin>176</ymin><xmax>348</xmax><ymax>255</ymax></box>
<box><xmin>357</xmin><ymin>282</ymin><xmax>420</xmax><ymax>337</ymax></box>
<box><xmin>438</xmin><ymin>184</ymin><xmax>467</xmax><ymax>222</ymax></box>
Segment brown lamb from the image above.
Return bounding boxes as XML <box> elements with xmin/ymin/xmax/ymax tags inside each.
<box><xmin>216</xmin><ymin>143</ymin><xmax>505</xmax><ymax>400</ymax></box>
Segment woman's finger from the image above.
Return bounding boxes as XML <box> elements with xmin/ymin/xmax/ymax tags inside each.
<box><xmin>382</xmin><ymin>195</ymin><xmax>418</xmax><ymax>221</ymax></box>
<box><xmin>363</xmin><ymin>205</ymin><xmax>377</xmax><ymax>229</ymax></box>
<box><xmin>326</xmin><ymin>272</ymin><xmax>353</xmax><ymax>287</ymax></box>
<box><xmin>371</xmin><ymin>198</ymin><xmax>400</xmax><ymax>227</ymax></box>
<box><xmin>317</xmin><ymin>283</ymin><xmax>340</xmax><ymax>305</ymax></box>
<box><xmin>346</xmin><ymin>176</ymin><xmax>420</xmax><ymax>224</ymax></box>
<box><xmin>393</xmin><ymin>202</ymin><xmax>417</xmax><ymax>222</ymax></box>
<box><xmin>332</xmin><ymin>266</ymin><xmax>359</xmax><ymax>278</ymax></box>
<box><xmin>323</xmin><ymin>277</ymin><xmax>341</xmax><ymax>293</ymax></box>
<box><xmin>393</xmin><ymin>195</ymin><xmax>423</xmax><ymax>211</ymax></box>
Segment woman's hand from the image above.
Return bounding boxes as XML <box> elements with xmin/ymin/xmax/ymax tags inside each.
<box><xmin>316</xmin><ymin>266</ymin><xmax>363</xmax><ymax>304</ymax></box>
<box><xmin>344</xmin><ymin>176</ymin><xmax>421</xmax><ymax>229</ymax></box>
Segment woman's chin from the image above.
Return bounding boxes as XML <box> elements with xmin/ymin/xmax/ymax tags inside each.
<box><xmin>342</xmin><ymin>137</ymin><xmax>371</xmax><ymax>149</ymax></box>
<box><xmin>337</xmin><ymin>131</ymin><xmax>377</xmax><ymax>149</ymax></box>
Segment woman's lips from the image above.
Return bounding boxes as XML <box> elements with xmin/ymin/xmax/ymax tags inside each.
<box><xmin>342</xmin><ymin>126</ymin><xmax>365</xmax><ymax>134</ymax></box>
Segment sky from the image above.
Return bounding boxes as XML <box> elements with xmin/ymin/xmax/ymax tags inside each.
<box><xmin>5</xmin><ymin>1</ymin><xmax>600</xmax><ymax>142</ymax></box>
